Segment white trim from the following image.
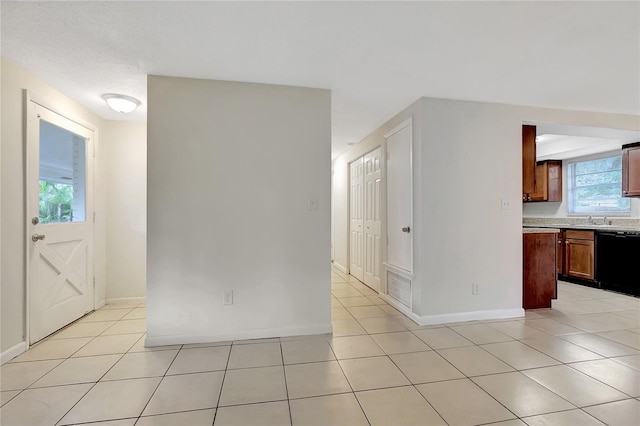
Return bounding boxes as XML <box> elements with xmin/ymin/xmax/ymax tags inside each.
<box><xmin>378</xmin><ymin>293</ymin><xmax>422</xmax><ymax>323</ymax></box>
<box><xmin>28</xmin><ymin>92</ymin><xmax>99</xmax><ymax>133</ymax></box>
<box><xmin>415</xmin><ymin>308</ymin><xmax>525</xmax><ymax>326</ymax></box>
<box><xmin>384</xmin><ymin>117</ymin><xmax>414</xmax><ymax>274</ymax></box>
<box><xmin>105</xmin><ymin>297</ymin><xmax>146</xmax><ymax>305</ymax></box>
<box><xmin>145</xmin><ymin>324</ymin><xmax>333</xmax><ymax>347</ymax></box>
<box><xmin>1</xmin><ymin>341</ymin><xmax>28</xmax><ymax>365</ymax></box>
<box><xmin>24</xmin><ymin>91</ymin><xmax>98</xmax><ymax>344</ymax></box>
<box><xmin>332</xmin><ymin>261</ymin><xmax>348</xmax><ymax>274</ymax></box>
<box><xmin>383</xmin><ymin>262</ymin><xmax>414</xmax><ymax>279</ymax></box>
<box><xmin>384</xmin><ymin>117</ymin><xmax>413</xmax><ymax>140</ymax></box>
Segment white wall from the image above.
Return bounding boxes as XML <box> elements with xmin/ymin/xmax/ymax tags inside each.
<box><xmin>418</xmin><ymin>98</ymin><xmax>638</xmax><ymax>322</ymax></box>
<box><xmin>104</xmin><ymin>121</ymin><xmax>147</xmax><ymax>302</ymax></box>
<box><xmin>146</xmin><ymin>76</ymin><xmax>332</xmax><ymax>345</ymax></box>
<box><xmin>418</xmin><ymin>98</ymin><xmax>523</xmax><ymax>320</ymax></box>
<box><xmin>1</xmin><ymin>59</ymin><xmax>107</xmax><ymax>357</ymax></box>
<box><xmin>332</xmin><ymin>100</ymin><xmax>423</xmax><ymax>309</ymax></box>
<box><xmin>332</xmin><ymin>96</ymin><xmax>639</xmax><ymax>325</ymax></box>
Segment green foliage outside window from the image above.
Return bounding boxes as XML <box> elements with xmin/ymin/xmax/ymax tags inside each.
<box><xmin>569</xmin><ymin>156</ymin><xmax>631</xmax><ymax>213</ymax></box>
<box><xmin>39</xmin><ymin>181</ymin><xmax>73</xmax><ymax>223</ymax></box>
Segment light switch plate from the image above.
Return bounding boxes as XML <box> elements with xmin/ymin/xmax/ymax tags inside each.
<box><xmin>501</xmin><ymin>198</ymin><xmax>511</xmax><ymax>210</ymax></box>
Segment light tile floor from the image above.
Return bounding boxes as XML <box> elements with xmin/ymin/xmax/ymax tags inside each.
<box><xmin>2</xmin><ymin>267</ymin><xmax>640</xmax><ymax>425</ymax></box>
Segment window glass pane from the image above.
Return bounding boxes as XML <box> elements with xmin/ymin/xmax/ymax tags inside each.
<box><xmin>568</xmin><ymin>155</ymin><xmax>630</xmax><ymax>214</ymax></box>
<box><xmin>39</xmin><ymin>120</ymin><xmax>86</xmax><ymax>223</ymax></box>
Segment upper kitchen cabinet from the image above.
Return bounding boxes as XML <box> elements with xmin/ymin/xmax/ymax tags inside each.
<box><xmin>622</xmin><ymin>141</ymin><xmax>640</xmax><ymax>197</ymax></box>
<box><xmin>530</xmin><ymin>160</ymin><xmax>562</xmax><ymax>202</ymax></box>
<box><xmin>522</xmin><ymin>125</ymin><xmax>536</xmax><ymax>201</ymax></box>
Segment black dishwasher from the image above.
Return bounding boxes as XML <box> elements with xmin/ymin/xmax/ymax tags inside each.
<box><xmin>596</xmin><ymin>231</ymin><xmax>640</xmax><ymax>296</ymax></box>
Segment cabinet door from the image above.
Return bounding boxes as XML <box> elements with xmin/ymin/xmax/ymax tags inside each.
<box><xmin>522</xmin><ymin>125</ymin><xmax>536</xmax><ymax>200</ymax></box>
<box><xmin>547</xmin><ymin>161</ymin><xmax>562</xmax><ymax>202</ymax></box>
<box><xmin>565</xmin><ymin>239</ymin><xmax>595</xmax><ymax>280</ymax></box>
<box><xmin>556</xmin><ymin>232</ymin><xmax>564</xmax><ymax>275</ymax></box>
<box><xmin>523</xmin><ymin>233</ymin><xmax>557</xmax><ymax>309</ymax></box>
<box><xmin>530</xmin><ymin>162</ymin><xmax>547</xmax><ymax>201</ymax></box>
<box><xmin>622</xmin><ymin>145</ymin><xmax>640</xmax><ymax>197</ymax></box>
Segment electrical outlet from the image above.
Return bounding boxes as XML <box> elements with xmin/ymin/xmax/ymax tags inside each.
<box><xmin>224</xmin><ymin>290</ymin><xmax>233</xmax><ymax>305</ymax></box>
<box><xmin>472</xmin><ymin>283</ymin><xmax>480</xmax><ymax>295</ymax></box>
<box><xmin>501</xmin><ymin>197</ymin><xmax>511</xmax><ymax>210</ymax></box>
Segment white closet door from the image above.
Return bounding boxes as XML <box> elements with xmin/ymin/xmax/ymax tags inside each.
<box><xmin>363</xmin><ymin>148</ymin><xmax>382</xmax><ymax>291</ymax></box>
<box><xmin>349</xmin><ymin>157</ymin><xmax>364</xmax><ymax>281</ymax></box>
<box><xmin>386</xmin><ymin>121</ymin><xmax>413</xmax><ymax>273</ymax></box>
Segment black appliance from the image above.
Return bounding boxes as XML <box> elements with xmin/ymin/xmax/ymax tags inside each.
<box><xmin>596</xmin><ymin>230</ymin><xmax>640</xmax><ymax>296</ymax></box>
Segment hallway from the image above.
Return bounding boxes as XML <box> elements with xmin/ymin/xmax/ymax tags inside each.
<box><xmin>1</xmin><ymin>267</ymin><xmax>639</xmax><ymax>425</ymax></box>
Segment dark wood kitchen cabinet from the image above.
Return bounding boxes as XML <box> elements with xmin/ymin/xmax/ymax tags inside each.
<box><xmin>622</xmin><ymin>142</ymin><xmax>640</xmax><ymax>197</ymax></box>
<box><xmin>557</xmin><ymin>230</ymin><xmax>565</xmax><ymax>275</ymax></box>
<box><xmin>530</xmin><ymin>160</ymin><xmax>562</xmax><ymax>202</ymax></box>
<box><xmin>522</xmin><ymin>125</ymin><xmax>537</xmax><ymax>202</ymax></box>
<box><xmin>523</xmin><ymin>231</ymin><xmax>558</xmax><ymax>309</ymax></box>
<box><xmin>564</xmin><ymin>230</ymin><xmax>595</xmax><ymax>281</ymax></box>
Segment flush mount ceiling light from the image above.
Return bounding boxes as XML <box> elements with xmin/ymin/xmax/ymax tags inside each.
<box><xmin>102</xmin><ymin>93</ymin><xmax>141</xmax><ymax>113</ymax></box>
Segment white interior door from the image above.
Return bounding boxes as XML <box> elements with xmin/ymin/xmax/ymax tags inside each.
<box><xmin>363</xmin><ymin>148</ymin><xmax>382</xmax><ymax>291</ymax></box>
<box><xmin>385</xmin><ymin>121</ymin><xmax>413</xmax><ymax>273</ymax></box>
<box><xmin>28</xmin><ymin>103</ymin><xmax>94</xmax><ymax>344</ymax></box>
<box><xmin>349</xmin><ymin>157</ymin><xmax>364</xmax><ymax>281</ymax></box>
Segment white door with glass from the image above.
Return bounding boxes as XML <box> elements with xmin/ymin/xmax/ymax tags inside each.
<box><xmin>363</xmin><ymin>148</ymin><xmax>382</xmax><ymax>291</ymax></box>
<box><xmin>349</xmin><ymin>157</ymin><xmax>364</xmax><ymax>281</ymax></box>
<box><xmin>28</xmin><ymin>102</ymin><xmax>94</xmax><ymax>344</ymax></box>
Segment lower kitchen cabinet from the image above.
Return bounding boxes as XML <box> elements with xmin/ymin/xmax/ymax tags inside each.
<box><xmin>523</xmin><ymin>231</ymin><xmax>558</xmax><ymax>309</ymax></box>
<box><xmin>557</xmin><ymin>231</ymin><xmax>564</xmax><ymax>275</ymax></box>
<box><xmin>564</xmin><ymin>230</ymin><xmax>595</xmax><ymax>281</ymax></box>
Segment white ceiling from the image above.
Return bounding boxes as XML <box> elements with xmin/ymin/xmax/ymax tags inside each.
<box><xmin>533</xmin><ymin>123</ymin><xmax>640</xmax><ymax>161</ymax></box>
<box><xmin>2</xmin><ymin>1</ymin><xmax>639</xmax><ymax>159</ymax></box>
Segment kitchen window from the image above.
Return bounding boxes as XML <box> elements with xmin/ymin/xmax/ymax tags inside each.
<box><xmin>568</xmin><ymin>155</ymin><xmax>631</xmax><ymax>214</ymax></box>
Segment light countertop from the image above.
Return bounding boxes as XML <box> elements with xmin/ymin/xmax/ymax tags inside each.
<box><xmin>523</xmin><ymin>227</ymin><xmax>560</xmax><ymax>234</ymax></box>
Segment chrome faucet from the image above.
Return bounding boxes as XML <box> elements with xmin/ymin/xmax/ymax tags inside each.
<box><xmin>603</xmin><ymin>216</ymin><xmax>609</xmax><ymax>225</ymax></box>
<box><xmin>587</xmin><ymin>215</ymin><xmax>593</xmax><ymax>224</ymax></box>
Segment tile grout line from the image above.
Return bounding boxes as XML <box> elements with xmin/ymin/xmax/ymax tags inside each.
<box><xmin>279</xmin><ymin>341</ymin><xmax>294</xmax><ymax>426</ymax></box>
<box><xmin>210</xmin><ymin>339</ymin><xmax>235</xmax><ymax>425</ymax></box>
<box><xmin>132</xmin><ymin>341</ymin><xmax>183</xmax><ymax>424</ymax></box>
<box><xmin>327</xmin><ymin>330</ymin><xmax>372</xmax><ymax>426</ymax></box>
<box><xmin>52</xmin><ymin>315</ymin><xmax>146</xmax><ymax>425</ymax></box>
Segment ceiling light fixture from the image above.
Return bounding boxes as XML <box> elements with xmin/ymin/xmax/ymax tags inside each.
<box><xmin>102</xmin><ymin>93</ymin><xmax>141</xmax><ymax>113</ymax></box>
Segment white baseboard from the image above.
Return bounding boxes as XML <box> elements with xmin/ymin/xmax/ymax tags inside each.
<box><xmin>145</xmin><ymin>323</ymin><xmax>333</xmax><ymax>347</ymax></box>
<box><xmin>416</xmin><ymin>308</ymin><xmax>525</xmax><ymax>326</ymax></box>
<box><xmin>377</xmin><ymin>293</ymin><xmax>524</xmax><ymax>327</ymax></box>
<box><xmin>332</xmin><ymin>262</ymin><xmax>348</xmax><ymax>274</ymax></box>
<box><xmin>378</xmin><ymin>293</ymin><xmax>422</xmax><ymax>324</ymax></box>
<box><xmin>105</xmin><ymin>297</ymin><xmax>146</xmax><ymax>305</ymax></box>
<box><xmin>1</xmin><ymin>341</ymin><xmax>28</xmax><ymax>365</ymax></box>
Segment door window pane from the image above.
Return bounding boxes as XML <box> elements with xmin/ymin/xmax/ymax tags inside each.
<box><xmin>39</xmin><ymin>120</ymin><xmax>86</xmax><ymax>223</ymax></box>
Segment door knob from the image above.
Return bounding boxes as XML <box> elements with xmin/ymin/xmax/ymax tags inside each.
<box><xmin>402</xmin><ymin>227</ymin><xmax>411</xmax><ymax>233</ymax></box>
<box><xmin>32</xmin><ymin>234</ymin><xmax>46</xmax><ymax>242</ymax></box>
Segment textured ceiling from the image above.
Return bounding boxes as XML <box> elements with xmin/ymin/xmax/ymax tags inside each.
<box><xmin>2</xmin><ymin>1</ymin><xmax>639</xmax><ymax>158</ymax></box>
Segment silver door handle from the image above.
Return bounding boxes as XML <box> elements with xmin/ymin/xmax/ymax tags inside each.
<box><xmin>32</xmin><ymin>234</ymin><xmax>46</xmax><ymax>242</ymax></box>
<box><xmin>402</xmin><ymin>227</ymin><xmax>411</xmax><ymax>233</ymax></box>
